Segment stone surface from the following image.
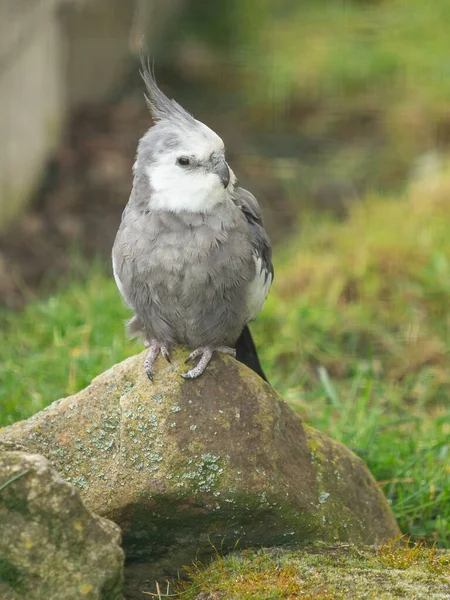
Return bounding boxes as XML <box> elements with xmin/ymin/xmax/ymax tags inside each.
<box><xmin>0</xmin><ymin>349</ymin><xmax>399</xmax><ymax>595</ymax></box>
<box><xmin>0</xmin><ymin>451</ymin><xmax>124</xmax><ymax>600</ymax></box>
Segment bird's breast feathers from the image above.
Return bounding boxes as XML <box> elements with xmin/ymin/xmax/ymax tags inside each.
<box><xmin>113</xmin><ymin>204</ymin><xmax>271</xmax><ymax>322</ymax></box>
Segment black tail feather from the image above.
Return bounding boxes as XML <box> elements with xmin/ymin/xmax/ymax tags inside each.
<box><xmin>235</xmin><ymin>325</ymin><xmax>268</xmax><ymax>382</ymax></box>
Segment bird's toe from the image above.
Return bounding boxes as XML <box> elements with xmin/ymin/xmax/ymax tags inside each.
<box><xmin>185</xmin><ymin>347</ymin><xmax>204</xmax><ymax>363</ymax></box>
<box><xmin>216</xmin><ymin>346</ymin><xmax>236</xmax><ymax>357</ymax></box>
<box><xmin>180</xmin><ymin>367</ymin><xmax>202</xmax><ymax>379</ymax></box>
<box><xmin>144</xmin><ymin>341</ymin><xmax>164</xmax><ymax>381</ymax></box>
<box><xmin>161</xmin><ymin>347</ymin><xmax>171</xmax><ymax>363</ymax></box>
<box><xmin>180</xmin><ymin>347</ymin><xmax>212</xmax><ymax>379</ymax></box>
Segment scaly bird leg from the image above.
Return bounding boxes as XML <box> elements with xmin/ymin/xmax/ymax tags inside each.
<box><xmin>181</xmin><ymin>346</ymin><xmax>236</xmax><ymax>379</ymax></box>
<box><xmin>144</xmin><ymin>340</ymin><xmax>171</xmax><ymax>381</ymax></box>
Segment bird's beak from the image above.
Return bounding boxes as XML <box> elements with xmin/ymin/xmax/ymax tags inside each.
<box><xmin>214</xmin><ymin>160</ymin><xmax>230</xmax><ymax>189</ymax></box>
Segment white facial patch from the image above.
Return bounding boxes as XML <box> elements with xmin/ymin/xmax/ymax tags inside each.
<box><xmin>148</xmin><ymin>163</ymin><xmax>228</xmax><ymax>213</ymax></box>
<box><xmin>146</xmin><ymin>120</ymin><xmax>230</xmax><ymax>214</ymax></box>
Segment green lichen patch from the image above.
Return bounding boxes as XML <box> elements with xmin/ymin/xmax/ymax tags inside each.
<box><xmin>175</xmin><ymin>542</ymin><xmax>450</xmax><ymax>600</ymax></box>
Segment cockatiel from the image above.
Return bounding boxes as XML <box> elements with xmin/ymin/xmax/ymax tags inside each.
<box><xmin>112</xmin><ymin>62</ymin><xmax>273</xmax><ymax>380</ymax></box>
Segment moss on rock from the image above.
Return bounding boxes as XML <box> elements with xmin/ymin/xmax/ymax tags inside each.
<box><xmin>178</xmin><ymin>542</ymin><xmax>450</xmax><ymax>600</ymax></box>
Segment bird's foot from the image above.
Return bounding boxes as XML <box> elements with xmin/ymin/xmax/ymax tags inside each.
<box><xmin>181</xmin><ymin>346</ymin><xmax>236</xmax><ymax>379</ymax></box>
<box><xmin>144</xmin><ymin>341</ymin><xmax>171</xmax><ymax>381</ymax></box>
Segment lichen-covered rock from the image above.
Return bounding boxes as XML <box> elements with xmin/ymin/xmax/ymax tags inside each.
<box><xmin>0</xmin><ymin>452</ymin><xmax>124</xmax><ymax>600</ymax></box>
<box><xmin>0</xmin><ymin>350</ymin><xmax>399</xmax><ymax>592</ymax></box>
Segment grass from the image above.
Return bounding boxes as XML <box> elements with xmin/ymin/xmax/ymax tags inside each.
<box><xmin>254</xmin><ymin>169</ymin><xmax>450</xmax><ymax>547</ymax></box>
<box><xmin>1</xmin><ymin>170</ymin><xmax>450</xmax><ymax>551</ymax></box>
<box><xmin>0</xmin><ymin>259</ymin><xmax>135</xmax><ymax>426</ymax></box>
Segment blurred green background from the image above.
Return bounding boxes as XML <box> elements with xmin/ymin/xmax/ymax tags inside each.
<box><xmin>1</xmin><ymin>0</ymin><xmax>450</xmax><ymax>550</ymax></box>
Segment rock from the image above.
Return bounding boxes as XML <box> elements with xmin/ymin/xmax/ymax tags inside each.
<box><xmin>0</xmin><ymin>451</ymin><xmax>124</xmax><ymax>600</ymax></box>
<box><xmin>0</xmin><ymin>349</ymin><xmax>399</xmax><ymax>596</ymax></box>
<box><xmin>187</xmin><ymin>543</ymin><xmax>450</xmax><ymax>600</ymax></box>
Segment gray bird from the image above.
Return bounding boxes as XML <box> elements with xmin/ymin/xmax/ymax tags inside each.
<box><xmin>112</xmin><ymin>62</ymin><xmax>273</xmax><ymax>380</ymax></box>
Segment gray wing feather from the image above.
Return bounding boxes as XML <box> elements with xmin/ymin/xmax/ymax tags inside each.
<box><xmin>233</xmin><ymin>187</ymin><xmax>273</xmax><ymax>321</ymax></box>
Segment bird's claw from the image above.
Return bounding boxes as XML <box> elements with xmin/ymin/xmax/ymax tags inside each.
<box><xmin>181</xmin><ymin>346</ymin><xmax>236</xmax><ymax>379</ymax></box>
<box><xmin>180</xmin><ymin>371</ymin><xmax>196</xmax><ymax>380</ymax></box>
<box><xmin>161</xmin><ymin>347</ymin><xmax>171</xmax><ymax>363</ymax></box>
<box><xmin>143</xmin><ymin>341</ymin><xmax>170</xmax><ymax>381</ymax></box>
<box><xmin>185</xmin><ymin>347</ymin><xmax>204</xmax><ymax>363</ymax></box>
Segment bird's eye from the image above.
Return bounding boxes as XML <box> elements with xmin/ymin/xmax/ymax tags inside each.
<box><xmin>177</xmin><ymin>157</ymin><xmax>190</xmax><ymax>166</ymax></box>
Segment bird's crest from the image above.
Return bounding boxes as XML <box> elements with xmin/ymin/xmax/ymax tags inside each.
<box><xmin>140</xmin><ymin>57</ymin><xmax>196</xmax><ymax>127</ymax></box>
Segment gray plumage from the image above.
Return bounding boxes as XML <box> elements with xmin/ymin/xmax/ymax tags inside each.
<box><xmin>112</xmin><ymin>62</ymin><xmax>273</xmax><ymax>379</ymax></box>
